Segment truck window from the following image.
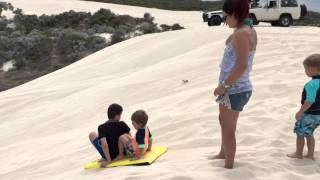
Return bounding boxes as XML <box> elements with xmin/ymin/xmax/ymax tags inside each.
<box><xmin>268</xmin><ymin>0</ymin><xmax>277</xmax><ymax>8</ymax></box>
<box><xmin>249</xmin><ymin>0</ymin><xmax>261</xmax><ymax>9</ymax></box>
<box><xmin>281</xmin><ymin>0</ymin><xmax>298</xmax><ymax>7</ymax></box>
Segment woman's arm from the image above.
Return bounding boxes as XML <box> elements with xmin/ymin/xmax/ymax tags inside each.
<box><xmin>100</xmin><ymin>137</ymin><xmax>111</xmax><ymax>163</ymax></box>
<box><xmin>223</xmin><ymin>30</ymin><xmax>250</xmax><ymax>86</ymax></box>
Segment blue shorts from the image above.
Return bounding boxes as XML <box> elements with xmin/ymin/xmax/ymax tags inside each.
<box><xmin>92</xmin><ymin>138</ymin><xmax>106</xmax><ymax>159</ymax></box>
<box><xmin>216</xmin><ymin>91</ymin><xmax>252</xmax><ymax>112</ymax></box>
<box><xmin>294</xmin><ymin>113</ymin><xmax>320</xmax><ymax>137</ymax></box>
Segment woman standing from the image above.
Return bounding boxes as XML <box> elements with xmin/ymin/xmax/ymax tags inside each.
<box><xmin>210</xmin><ymin>0</ymin><xmax>257</xmax><ymax>169</ymax></box>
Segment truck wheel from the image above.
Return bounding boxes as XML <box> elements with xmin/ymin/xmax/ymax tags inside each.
<box><xmin>208</xmin><ymin>16</ymin><xmax>222</xmax><ymax>26</ymax></box>
<box><xmin>279</xmin><ymin>15</ymin><xmax>292</xmax><ymax>27</ymax></box>
<box><xmin>249</xmin><ymin>14</ymin><xmax>259</xmax><ymax>25</ymax></box>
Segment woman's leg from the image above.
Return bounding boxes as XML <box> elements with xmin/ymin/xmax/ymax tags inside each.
<box><xmin>208</xmin><ymin>115</ymin><xmax>225</xmax><ymax>159</ymax></box>
<box><xmin>219</xmin><ymin>104</ymin><xmax>240</xmax><ymax>169</ymax></box>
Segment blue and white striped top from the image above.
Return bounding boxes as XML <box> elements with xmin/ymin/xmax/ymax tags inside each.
<box><xmin>219</xmin><ymin>42</ymin><xmax>255</xmax><ymax>94</ymax></box>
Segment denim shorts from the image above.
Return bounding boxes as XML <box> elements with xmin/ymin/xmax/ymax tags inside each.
<box><xmin>216</xmin><ymin>91</ymin><xmax>252</xmax><ymax>112</ymax></box>
<box><xmin>294</xmin><ymin>113</ymin><xmax>320</xmax><ymax>137</ymax></box>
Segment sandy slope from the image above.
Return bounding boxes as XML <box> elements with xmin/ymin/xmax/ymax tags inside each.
<box><xmin>1</xmin><ymin>0</ymin><xmax>320</xmax><ymax>180</ymax></box>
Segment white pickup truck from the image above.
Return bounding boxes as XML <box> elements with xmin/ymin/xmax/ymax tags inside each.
<box><xmin>202</xmin><ymin>0</ymin><xmax>307</xmax><ymax>27</ymax></box>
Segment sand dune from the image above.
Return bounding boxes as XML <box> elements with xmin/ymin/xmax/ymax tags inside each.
<box><xmin>1</xmin><ymin>0</ymin><xmax>320</xmax><ymax>180</ymax></box>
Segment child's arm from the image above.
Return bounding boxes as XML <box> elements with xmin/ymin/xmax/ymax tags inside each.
<box><xmin>100</xmin><ymin>138</ymin><xmax>111</xmax><ymax>163</ymax></box>
<box><xmin>296</xmin><ymin>80</ymin><xmax>319</xmax><ymax>120</ymax></box>
<box><xmin>130</xmin><ymin>148</ymin><xmax>144</xmax><ymax>161</ymax></box>
<box><xmin>132</xmin><ymin>139</ymin><xmax>152</xmax><ymax>160</ymax></box>
<box><xmin>296</xmin><ymin>101</ymin><xmax>313</xmax><ymax>120</ymax></box>
<box><xmin>147</xmin><ymin>139</ymin><xmax>152</xmax><ymax>152</ymax></box>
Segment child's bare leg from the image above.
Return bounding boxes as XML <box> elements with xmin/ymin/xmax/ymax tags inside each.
<box><xmin>115</xmin><ymin>135</ymin><xmax>126</xmax><ymax>160</ymax></box>
<box><xmin>89</xmin><ymin>132</ymin><xmax>104</xmax><ymax>162</ymax></box>
<box><xmin>208</xmin><ymin>115</ymin><xmax>225</xmax><ymax>160</ymax></box>
<box><xmin>115</xmin><ymin>134</ymin><xmax>131</xmax><ymax>160</ymax></box>
<box><xmin>305</xmin><ymin>136</ymin><xmax>315</xmax><ymax>160</ymax></box>
<box><xmin>287</xmin><ymin>136</ymin><xmax>304</xmax><ymax>159</ymax></box>
<box><xmin>89</xmin><ymin>132</ymin><xmax>98</xmax><ymax>143</ymax></box>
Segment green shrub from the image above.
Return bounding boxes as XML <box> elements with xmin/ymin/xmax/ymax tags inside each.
<box><xmin>294</xmin><ymin>11</ymin><xmax>320</xmax><ymax>27</ymax></box>
<box><xmin>0</xmin><ymin>5</ymin><xmax>184</xmax><ymax>91</ymax></box>
<box><xmin>84</xmin><ymin>0</ymin><xmax>223</xmax><ymax>11</ymax></box>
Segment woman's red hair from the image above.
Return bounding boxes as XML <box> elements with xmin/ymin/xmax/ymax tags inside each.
<box><xmin>223</xmin><ymin>0</ymin><xmax>249</xmax><ymax>23</ymax></box>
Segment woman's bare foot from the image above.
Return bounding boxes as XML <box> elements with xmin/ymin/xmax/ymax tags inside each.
<box><xmin>304</xmin><ymin>155</ymin><xmax>315</xmax><ymax>160</ymax></box>
<box><xmin>224</xmin><ymin>164</ymin><xmax>234</xmax><ymax>169</ymax></box>
<box><xmin>287</xmin><ymin>153</ymin><xmax>303</xmax><ymax>159</ymax></box>
<box><xmin>208</xmin><ymin>153</ymin><xmax>225</xmax><ymax>160</ymax></box>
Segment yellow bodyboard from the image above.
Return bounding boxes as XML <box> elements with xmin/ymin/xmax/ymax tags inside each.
<box><xmin>85</xmin><ymin>146</ymin><xmax>167</xmax><ymax>169</ymax></box>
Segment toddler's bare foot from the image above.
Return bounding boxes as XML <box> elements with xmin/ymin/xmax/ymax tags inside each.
<box><xmin>304</xmin><ymin>155</ymin><xmax>315</xmax><ymax>160</ymax></box>
<box><xmin>287</xmin><ymin>153</ymin><xmax>303</xmax><ymax>159</ymax></box>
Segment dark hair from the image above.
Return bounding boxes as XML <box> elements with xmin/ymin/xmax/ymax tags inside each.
<box><xmin>223</xmin><ymin>0</ymin><xmax>249</xmax><ymax>23</ymax></box>
<box><xmin>107</xmin><ymin>103</ymin><xmax>123</xmax><ymax>119</ymax></box>
<box><xmin>131</xmin><ymin>110</ymin><xmax>148</xmax><ymax>127</ymax></box>
<box><xmin>303</xmin><ymin>54</ymin><xmax>320</xmax><ymax>71</ymax></box>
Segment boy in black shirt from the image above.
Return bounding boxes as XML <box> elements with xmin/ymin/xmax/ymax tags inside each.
<box><xmin>288</xmin><ymin>54</ymin><xmax>320</xmax><ymax>160</ymax></box>
<box><xmin>89</xmin><ymin>103</ymin><xmax>130</xmax><ymax>167</ymax></box>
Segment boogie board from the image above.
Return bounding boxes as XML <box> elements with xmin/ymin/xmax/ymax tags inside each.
<box><xmin>85</xmin><ymin>146</ymin><xmax>167</xmax><ymax>169</ymax></box>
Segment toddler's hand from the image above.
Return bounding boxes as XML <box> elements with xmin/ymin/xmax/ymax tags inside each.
<box><xmin>295</xmin><ymin>112</ymin><xmax>303</xmax><ymax>121</ymax></box>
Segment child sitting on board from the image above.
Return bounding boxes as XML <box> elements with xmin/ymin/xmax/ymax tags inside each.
<box><xmin>116</xmin><ymin>110</ymin><xmax>153</xmax><ymax>160</ymax></box>
<box><xmin>88</xmin><ymin>103</ymin><xmax>131</xmax><ymax>167</ymax></box>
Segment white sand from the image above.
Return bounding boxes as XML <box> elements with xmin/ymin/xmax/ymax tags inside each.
<box><xmin>1</xmin><ymin>0</ymin><xmax>320</xmax><ymax>180</ymax></box>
